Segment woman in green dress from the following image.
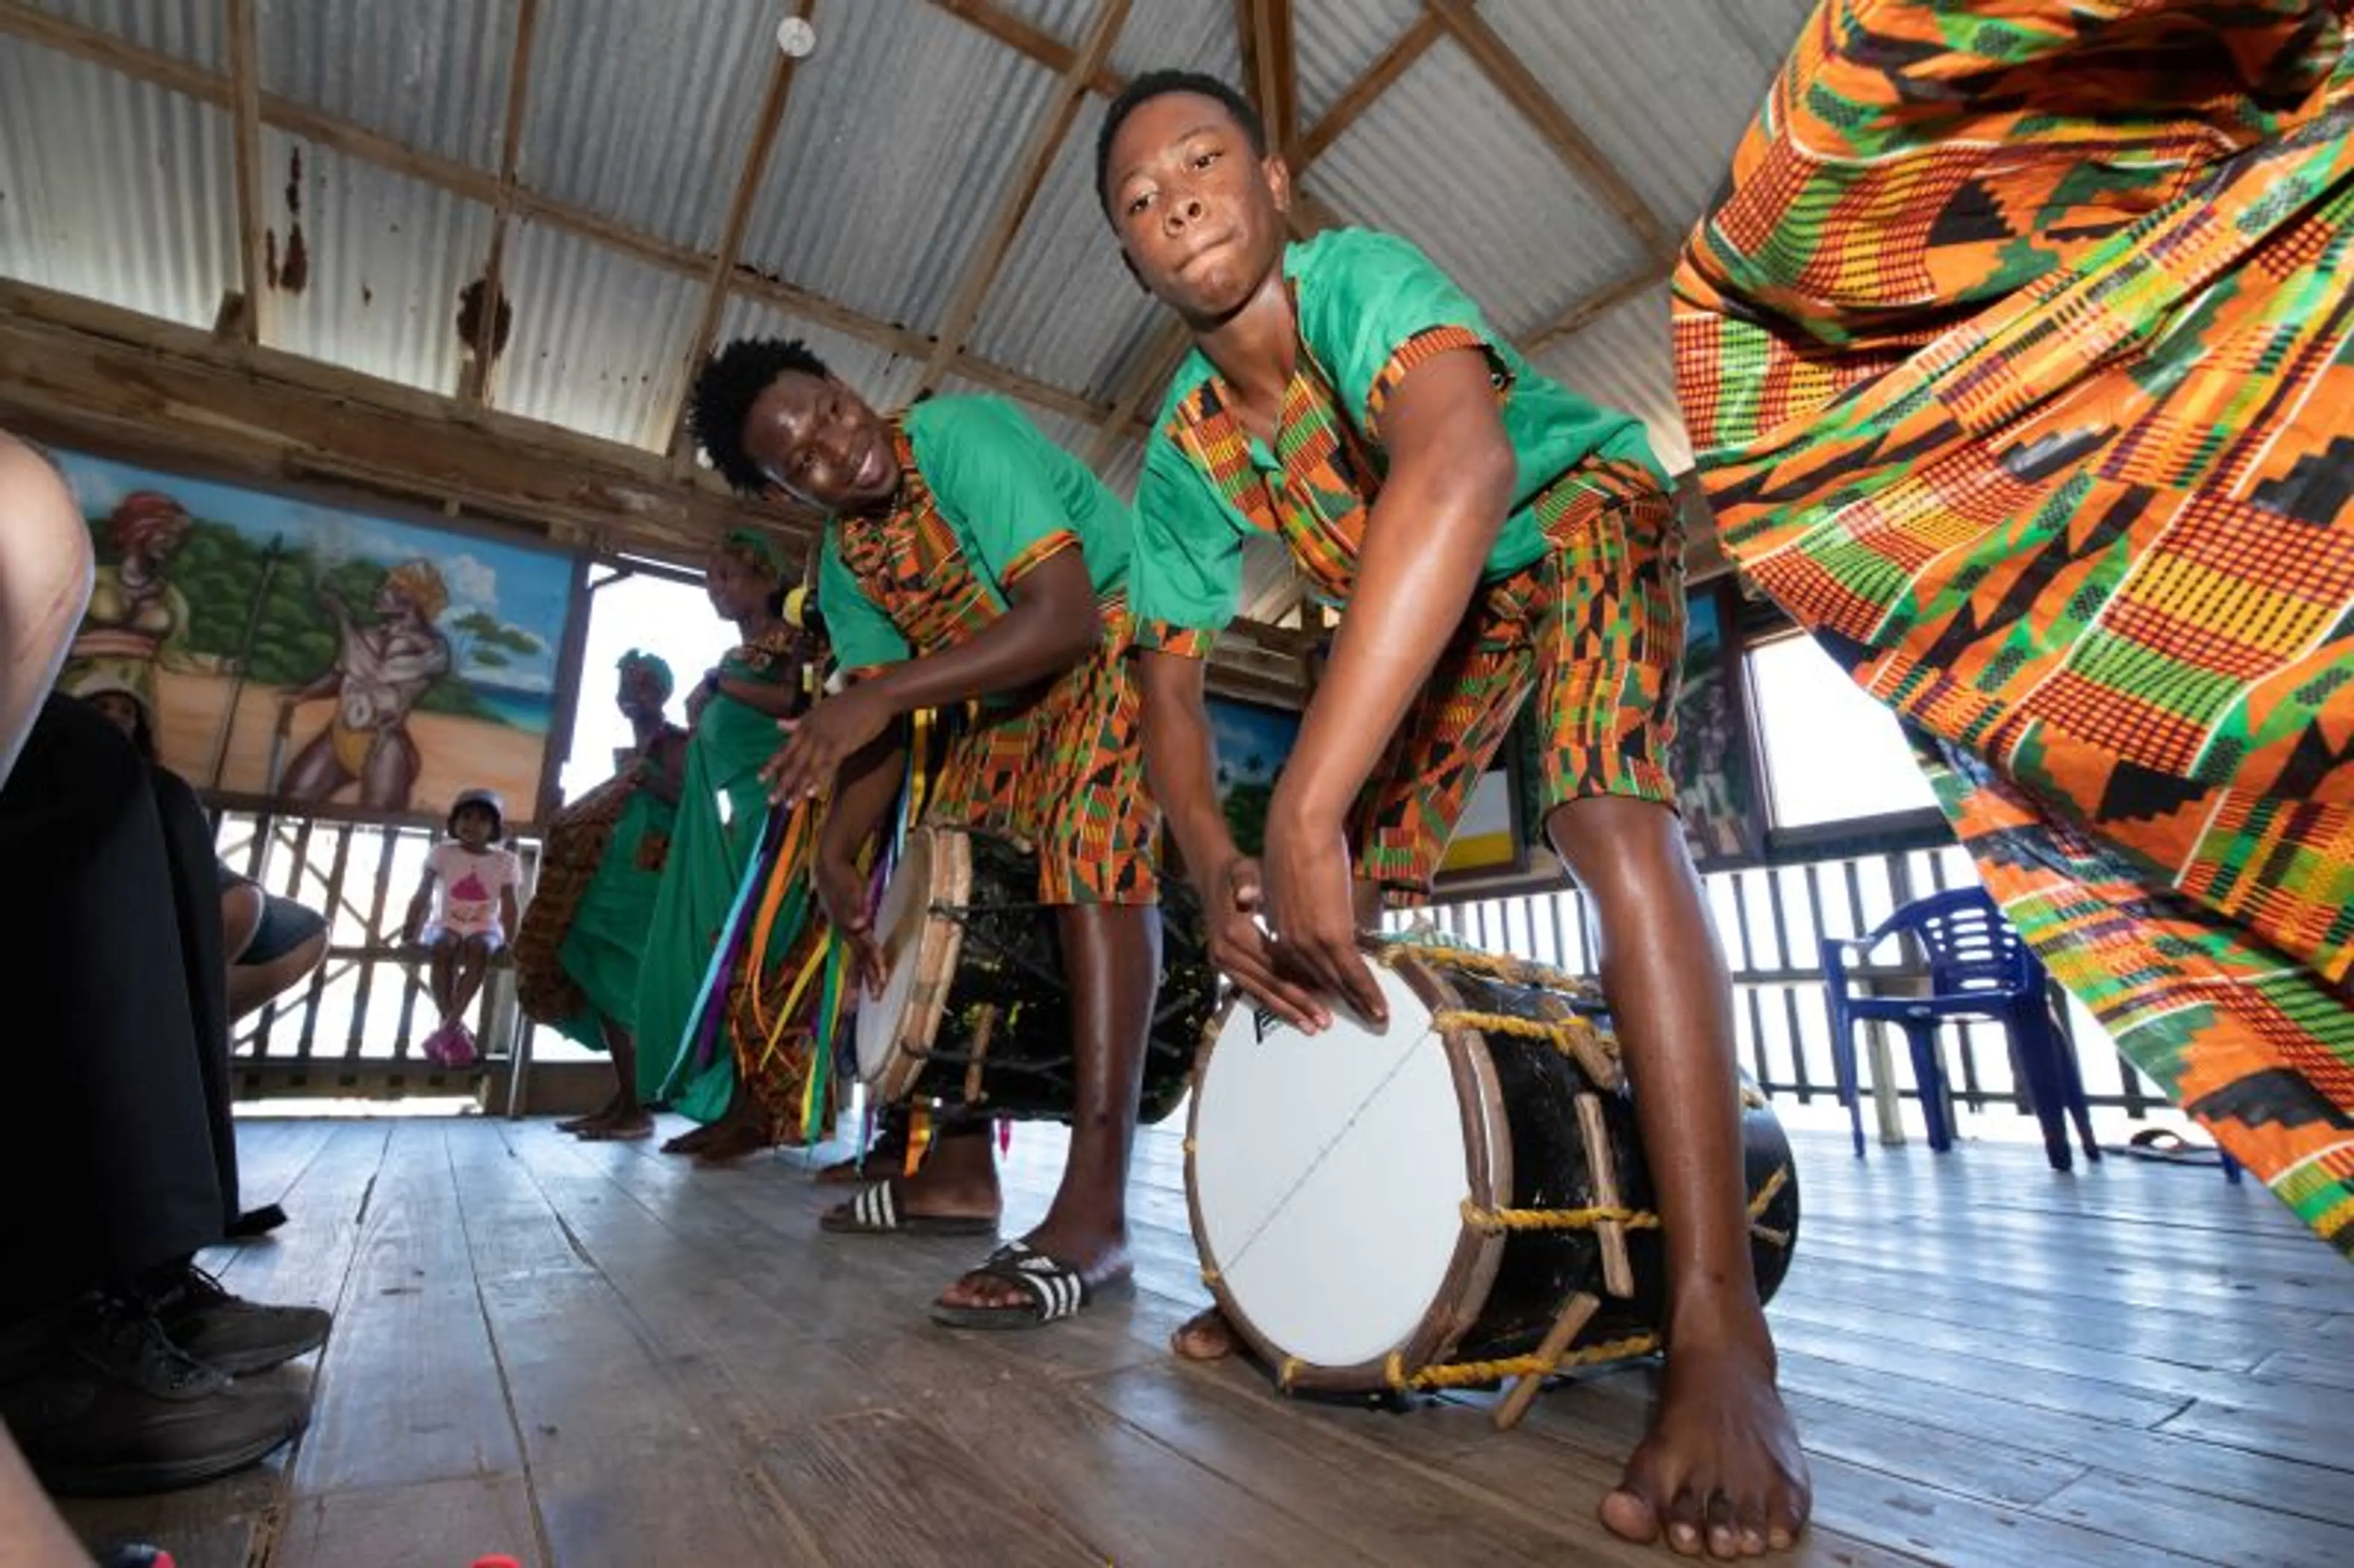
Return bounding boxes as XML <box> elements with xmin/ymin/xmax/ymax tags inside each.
<box><xmin>514</xmin><ymin>650</ymin><xmax>687</xmax><ymax>1140</ymax></box>
<box><xmin>633</xmin><ymin>530</ymin><xmax>826</xmax><ymax>1163</ymax></box>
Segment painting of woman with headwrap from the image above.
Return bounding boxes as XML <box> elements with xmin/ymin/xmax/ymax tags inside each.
<box><xmin>273</xmin><ymin>558</ymin><xmax>454</xmax><ymax>810</ymax></box>
<box><xmin>59</xmin><ymin>491</ymin><xmax>230</xmax><ymax>726</ymax></box>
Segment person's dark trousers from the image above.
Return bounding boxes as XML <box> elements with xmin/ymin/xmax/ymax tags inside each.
<box><xmin>0</xmin><ymin>697</ymin><xmax>223</xmax><ymax>1322</ymax></box>
<box><xmin>148</xmin><ymin>762</ymin><xmax>239</xmax><ymax>1230</ymax></box>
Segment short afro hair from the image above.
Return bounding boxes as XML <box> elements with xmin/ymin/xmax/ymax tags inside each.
<box><xmin>1095</xmin><ymin>69</ymin><xmax>1267</xmax><ymax>219</ymax></box>
<box><xmin>688</xmin><ymin>337</ymin><xmax>834</xmax><ymax>496</ymax></box>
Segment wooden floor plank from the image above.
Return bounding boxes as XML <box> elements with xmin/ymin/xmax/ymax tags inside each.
<box><xmin>272</xmin><ymin>1473</ymin><xmax>544</xmax><ymax>1568</ymax></box>
<box><xmin>288</xmin><ymin>1122</ymin><xmax>525</xmax><ymax>1494</ymax></box>
<box><xmin>2033</xmin><ymin>1466</ymin><xmax>2354</xmax><ymax>1568</ymax></box>
<box><xmin>753</xmin><ymin>1407</ymin><xmax>1104</xmax><ymax>1568</ymax></box>
<box><xmin>50</xmin><ymin>1116</ymin><xmax>2352</xmax><ymax>1568</ymax></box>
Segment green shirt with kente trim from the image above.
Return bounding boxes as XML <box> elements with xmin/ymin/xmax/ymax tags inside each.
<box><xmin>1132</xmin><ymin>227</ymin><xmax>1665</xmax><ymax>657</ymax></box>
<box><xmin>819</xmin><ymin>394</ymin><xmax>1135</xmax><ymax>674</ymax></box>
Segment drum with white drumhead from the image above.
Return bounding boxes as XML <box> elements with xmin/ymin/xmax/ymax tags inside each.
<box><xmin>1185</xmin><ymin>939</ymin><xmax>1799</xmax><ymax>1397</ymax></box>
<box><xmin>853</xmin><ymin>825</ymin><xmax>1216</xmax><ymax>1124</ymax></box>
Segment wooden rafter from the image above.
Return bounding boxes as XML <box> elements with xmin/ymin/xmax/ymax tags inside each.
<box><xmin>1292</xmin><ymin>12</ymin><xmax>1440</xmax><ymax>168</ymax></box>
<box><xmin>1524</xmin><ymin>263</ymin><xmax>1670</xmax><ymax>354</ymax></box>
<box><xmin>917</xmin><ymin>0</ymin><xmax>1130</xmax><ymax>396</ymax></box>
<box><xmin>1249</xmin><ymin>0</ymin><xmax>1297</xmax><ymax>154</ymax></box>
<box><xmin>458</xmin><ymin>0</ymin><xmax>541</xmax><ymax>407</ymax></box>
<box><xmin>664</xmin><ymin>0</ymin><xmax>814</xmax><ymax>459</ymax></box>
<box><xmin>0</xmin><ymin>1</ymin><xmax>1105</xmax><ymax>427</ymax></box>
<box><xmin>928</xmin><ymin>0</ymin><xmax>1124</xmax><ymax>96</ymax></box>
<box><xmin>1083</xmin><ymin>316</ymin><xmax>1194</xmax><ymax>470</ymax></box>
<box><xmin>0</xmin><ymin>279</ymin><xmax>815</xmax><ymax>560</ymax></box>
<box><xmin>1426</xmin><ymin>0</ymin><xmax>1670</xmax><ymax>256</ymax></box>
<box><xmin>222</xmin><ymin>0</ymin><xmax>265</xmax><ymax>344</ymax></box>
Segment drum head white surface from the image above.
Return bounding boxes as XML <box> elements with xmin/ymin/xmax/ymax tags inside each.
<box><xmin>854</xmin><ymin>832</ymin><xmax>932</xmax><ymax>1084</ymax></box>
<box><xmin>1190</xmin><ymin>965</ymin><xmax>1469</xmax><ymax>1370</ymax></box>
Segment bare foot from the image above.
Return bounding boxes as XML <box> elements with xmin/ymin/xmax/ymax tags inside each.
<box><xmin>692</xmin><ymin>1120</ymin><xmax>775</xmax><ymax>1166</ymax></box>
<box><xmin>1598</xmin><ymin>1332</ymin><xmax>1810</xmax><ymax>1559</ymax></box>
<box><xmin>1170</xmin><ymin>1305</ymin><xmax>1238</xmax><ymax>1361</ymax></box>
<box><xmin>661</xmin><ymin>1123</ymin><xmax>720</xmax><ymax>1155</ymax></box>
<box><xmin>557</xmin><ymin>1095</ymin><xmax>621</xmax><ymax>1133</ymax></box>
<box><xmin>938</xmin><ymin>1222</ymin><xmax>1130</xmax><ymax>1312</ymax></box>
<box><xmin>575</xmin><ymin>1109</ymin><xmax>654</xmax><ymax>1142</ymax></box>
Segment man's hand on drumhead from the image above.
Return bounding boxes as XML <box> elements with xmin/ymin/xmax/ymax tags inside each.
<box><xmin>1259</xmin><ymin>824</ymin><xmax>1387</xmax><ymax>1029</ymax></box>
<box><xmin>815</xmin><ymin>853</ymin><xmax>888</xmax><ymax>997</ymax></box>
<box><xmin>763</xmin><ymin>685</ymin><xmax>891</xmax><ymax>805</ymax></box>
<box><xmin>1208</xmin><ymin>858</ymin><xmax>1331</xmax><ymax>1033</ymax></box>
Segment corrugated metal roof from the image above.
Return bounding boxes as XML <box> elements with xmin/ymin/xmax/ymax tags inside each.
<box><xmin>964</xmin><ymin>93</ymin><xmax>1167</xmax><ymax>403</ymax></box>
<box><xmin>1529</xmin><ymin>282</ymin><xmax>1692</xmax><ymax>474</ymax></box>
<box><xmin>715</xmin><ymin>291</ymin><xmax>930</xmax><ymax>414</ymax></box>
<box><xmin>1480</xmin><ymin>0</ymin><xmax>1808</xmax><ymax>236</ymax></box>
<box><xmin>1294</xmin><ymin>0</ymin><xmax>1422</xmax><ymax>126</ymax></box>
<box><xmin>519</xmin><ymin>0</ymin><xmax>778</xmax><ymax>251</ymax></box>
<box><xmin>1102</xmin><ymin>0</ymin><xmax>1239</xmax><ymax>83</ymax></box>
<box><xmin>4</xmin><ymin>0</ymin><xmax>1840</xmax><ymax>598</ymax></box>
<box><xmin>0</xmin><ymin>37</ymin><xmax>236</xmax><ymax>332</ymax></box>
<box><xmin>260</xmin><ymin>126</ymin><xmax>491</xmax><ymax>399</ymax></box>
<box><xmin>22</xmin><ymin>0</ymin><xmax>220</xmax><ymax>70</ymax></box>
<box><xmin>742</xmin><ymin>2</ymin><xmax>1061</xmax><ymax>337</ymax></box>
<box><xmin>1306</xmin><ymin>37</ymin><xmax>1649</xmax><ymax>339</ymax></box>
<box><xmin>259</xmin><ymin>0</ymin><xmax>520</xmax><ymax>173</ymax></box>
<box><xmin>495</xmin><ymin>217</ymin><xmax>705</xmax><ymax>450</ymax></box>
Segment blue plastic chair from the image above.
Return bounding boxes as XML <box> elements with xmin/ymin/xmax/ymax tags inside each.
<box><xmin>1821</xmin><ymin>888</ymin><xmax>2101</xmax><ymax>1171</ymax></box>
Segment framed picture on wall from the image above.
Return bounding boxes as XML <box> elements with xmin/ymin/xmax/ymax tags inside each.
<box><xmin>1500</xmin><ymin>576</ymin><xmax>1766</xmax><ymax>873</ymax></box>
<box><xmin>50</xmin><ymin>446</ymin><xmax>584</xmax><ymax>828</ymax></box>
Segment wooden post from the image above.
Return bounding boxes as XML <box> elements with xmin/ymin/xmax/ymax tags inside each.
<box><xmin>1494</xmin><ymin>1291</ymin><xmax>1599</xmax><ymax>1432</ymax></box>
<box><xmin>1575</xmin><ymin>1091</ymin><xmax>1636</xmax><ymax>1298</ymax></box>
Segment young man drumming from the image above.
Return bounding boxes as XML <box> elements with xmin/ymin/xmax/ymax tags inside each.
<box><xmin>1098</xmin><ymin>70</ymin><xmax>1806</xmax><ymax>1557</ymax></box>
<box><xmin>688</xmin><ymin>341</ymin><xmax>1163</xmax><ymax>1328</ymax></box>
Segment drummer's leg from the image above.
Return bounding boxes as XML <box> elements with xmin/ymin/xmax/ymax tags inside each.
<box><xmin>938</xmin><ymin>646</ymin><xmax>1163</xmax><ymax>1311</ymax></box>
<box><xmin>1537</xmin><ymin>481</ymin><xmax>1806</xmax><ymax>1557</ymax></box>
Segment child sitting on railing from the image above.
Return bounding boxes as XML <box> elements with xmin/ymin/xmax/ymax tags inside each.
<box><xmin>403</xmin><ymin>788</ymin><xmax>520</xmax><ymax>1068</ymax></box>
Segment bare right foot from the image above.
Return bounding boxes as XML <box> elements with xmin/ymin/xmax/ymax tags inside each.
<box><xmin>661</xmin><ymin>1123</ymin><xmax>720</xmax><ymax>1155</ymax></box>
<box><xmin>1170</xmin><ymin>1305</ymin><xmax>1239</xmax><ymax>1361</ymax></box>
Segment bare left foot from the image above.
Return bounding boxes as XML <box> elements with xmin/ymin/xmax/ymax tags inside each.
<box><xmin>691</xmin><ymin>1119</ymin><xmax>775</xmax><ymax>1166</ymax></box>
<box><xmin>1598</xmin><ymin>1325</ymin><xmax>1810</xmax><ymax>1559</ymax></box>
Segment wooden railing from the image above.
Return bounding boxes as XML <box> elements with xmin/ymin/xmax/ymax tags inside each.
<box><xmin>1391</xmin><ymin>843</ymin><xmax>2163</xmax><ymax>1125</ymax></box>
<box><xmin>212</xmin><ymin>808</ymin><xmax>539</xmax><ymax>1100</ymax></box>
<box><xmin>216</xmin><ymin>808</ymin><xmax>2163</xmax><ymax>1128</ymax></box>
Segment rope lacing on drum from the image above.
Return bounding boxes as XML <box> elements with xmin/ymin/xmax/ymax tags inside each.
<box><xmin>1384</xmin><ymin>1334</ymin><xmax>1663</xmax><ymax>1391</ymax></box>
<box><xmin>1458</xmin><ymin>1165</ymin><xmax>1791</xmax><ymax>1238</ymax></box>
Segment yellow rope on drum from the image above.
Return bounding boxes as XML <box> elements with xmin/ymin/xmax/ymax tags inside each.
<box><xmin>1379</xmin><ymin>940</ymin><xmax>1600</xmax><ymax>999</ymax></box>
<box><xmin>1460</xmin><ymin>1165</ymin><xmax>1791</xmax><ymax>1236</ymax></box>
<box><xmin>1385</xmin><ymin>1334</ymin><xmax>1663</xmax><ymax>1391</ymax></box>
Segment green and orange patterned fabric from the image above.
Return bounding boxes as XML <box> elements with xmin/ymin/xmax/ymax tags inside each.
<box><xmin>1674</xmin><ymin>0</ymin><xmax>2354</xmax><ymax>1255</ymax></box>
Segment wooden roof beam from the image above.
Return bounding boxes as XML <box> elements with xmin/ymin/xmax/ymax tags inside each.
<box><xmin>663</xmin><ymin>1</ymin><xmax>814</xmax><ymax>460</ymax></box>
<box><xmin>1249</xmin><ymin>0</ymin><xmax>1297</xmax><ymax>155</ymax></box>
<box><xmin>1523</xmin><ymin>262</ymin><xmax>1670</xmax><ymax>354</ymax></box>
<box><xmin>0</xmin><ymin>1</ymin><xmax>1107</xmax><ymax>430</ymax></box>
<box><xmin>222</xmin><ymin>0</ymin><xmax>267</xmax><ymax>346</ymax></box>
<box><xmin>1426</xmin><ymin>0</ymin><xmax>1671</xmax><ymax>256</ymax></box>
<box><xmin>1292</xmin><ymin>12</ymin><xmax>1439</xmax><ymax>169</ymax></box>
<box><xmin>928</xmin><ymin>0</ymin><xmax>1126</xmax><ymax>96</ymax></box>
<box><xmin>917</xmin><ymin>0</ymin><xmax>1129</xmax><ymax>397</ymax></box>
<box><xmin>0</xmin><ymin>278</ymin><xmax>819</xmax><ymax>564</ymax></box>
<box><xmin>459</xmin><ymin>0</ymin><xmax>540</xmax><ymax>408</ymax></box>
<box><xmin>1083</xmin><ymin>316</ymin><xmax>1194</xmax><ymax>471</ymax></box>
